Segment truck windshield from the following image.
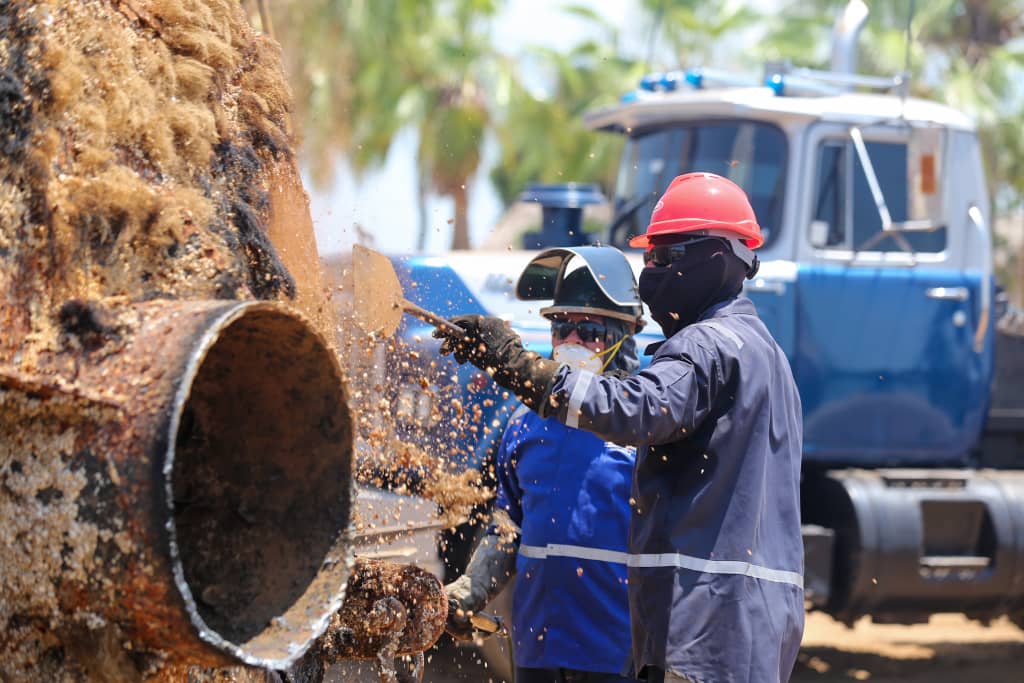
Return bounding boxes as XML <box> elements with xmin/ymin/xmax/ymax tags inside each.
<box><xmin>607</xmin><ymin>121</ymin><xmax>787</xmax><ymax>249</ymax></box>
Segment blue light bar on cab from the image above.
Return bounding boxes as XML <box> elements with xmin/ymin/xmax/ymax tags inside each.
<box><xmin>638</xmin><ymin>68</ymin><xmax>760</xmax><ymax>93</ymax></box>
<box><xmin>639</xmin><ymin>71</ymin><xmax>685</xmax><ymax>91</ymax></box>
<box><xmin>660</xmin><ymin>71</ymin><xmax>683</xmax><ymax>91</ymax></box>
<box><xmin>764</xmin><ymin>73</ymin><xmax>842</xmax><ymax>97</ymax></box>
<box><xmin>682</xmin><ymin>68</ymin><xmax>760</xmax><ymax>89</ymax></box>
<box><xmin>638</xmin><ymin>72</ymin><xmax>663</xmax><ymax>91</ymax></box>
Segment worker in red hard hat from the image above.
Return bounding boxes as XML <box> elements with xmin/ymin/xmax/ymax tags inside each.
<box><xmin>629</xmin><ymin>171</ymin><xmax>762</xmax><ymax>338</ymax></box>
<box><xmin>436</xmin><ymin>172</ymin><xmax>805</xmax><ymax>683</ymax></box>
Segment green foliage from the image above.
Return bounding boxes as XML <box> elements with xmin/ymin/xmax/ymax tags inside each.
<box><xmin>272</xmin><ymin>0</ymin><xmax>501</xmax><ymax>249</ymax></box>
<box><xmin>270</xmin><ymin>0</ymin><xmax>439</xmax><ymax>183</ymax></box>
<box><xmin>271</xmin><ymin>0</ymin><xmax>1023</xmax><ymax>268</ymax></box>
<box><xmin>641</xmin><ymin>0</ymin><xmax>762</xmax><ymax>66</ymax></box>
<box><xmin>488</xmin><ymin>28</ymin><xmax>641</xmax><ymax>205</ymax></box>
<box><xmin>420</xmin><ymin>93</ymin><xmax>488</xmax><ymax>195</ymax></box>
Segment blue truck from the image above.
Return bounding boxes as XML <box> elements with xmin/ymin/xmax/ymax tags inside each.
<box><xmin>337</xmin><ymin>1</ymin><xmax>1024</xmax><ymax>665</ymax></box>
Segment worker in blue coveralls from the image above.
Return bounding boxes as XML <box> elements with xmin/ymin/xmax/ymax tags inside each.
<box><xmin>443</xmin><ymin>246</ymin><xmax>645</xmax><ymax>683</ymax></box>
<box><xmin>436</xmin><ymin>173</ymin><xmax>805</xmax><ymax>683</ymax></box>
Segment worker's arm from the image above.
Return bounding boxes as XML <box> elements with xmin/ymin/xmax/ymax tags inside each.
<box><xmin>434</xmin><ymin>316</ymin><xmax>561</xmax><ymax>410</ymax></box>
<box><xmin>443</xmin><ymin>416</ymin><xmax>524</xmax><ymax>640</ymax></box>
<box><xmin>444</xmin><ymin>511</ymin><xmax>518</xmax><ymax>641</ymax></box>
<box><xmin>544</xmin><ymin>346</ymin><xmax>721</xmax><ymax>446</ymax></box>
<box><xmin>434</xmin><ymin>315</ymin><xmax>726</xmax><ymax>447</ymax></box>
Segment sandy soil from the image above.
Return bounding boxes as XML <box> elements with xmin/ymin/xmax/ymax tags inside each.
<box><xmin>793</xmin><ymin>613</ymin><xmax>1024</xmax><ymax>682</ymax></box>
<box><xmin>415</xmin><ymin>612</ymin><xmax>1024</xmax><ymax>683</ymax></box>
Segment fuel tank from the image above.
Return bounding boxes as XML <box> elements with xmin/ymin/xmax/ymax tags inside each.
<box><xmin>804</xmin><ymin>468</ymin><xmax>1024</xmax><ymax>624</ymax></box>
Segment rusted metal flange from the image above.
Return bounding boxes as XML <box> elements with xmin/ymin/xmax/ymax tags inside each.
<box><xmin>281</xmin><ymin>559</ymin><xmax>447</xmax><ymax>681</ymax></box>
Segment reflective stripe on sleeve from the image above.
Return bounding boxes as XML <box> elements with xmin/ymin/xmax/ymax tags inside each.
<box><xmin>565</xmin><ymin>370</ymin><xmax>596</xmax><ymax>429</ymax></box>
<box><xmin>519</xmin><ymin>543</ymin><xmax>803</xmax><ymax>589</ymax></box>
<box><xmin>700</xmin><ymin>320</ymin><xmax>744</xmax><ymax>350</ymax></box>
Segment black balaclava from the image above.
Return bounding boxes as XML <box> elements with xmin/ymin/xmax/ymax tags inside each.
<box><xmin>637</xmin><ymin>237</ymin><xmax>748</xmax><ymax>338</ymax></box>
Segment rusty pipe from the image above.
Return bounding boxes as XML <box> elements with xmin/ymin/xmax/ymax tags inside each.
<box><xmin>0</xmin><ymin>299</ymin><xmax>354</xmax><ymax>670</ymax></box>
<box><xmin>279</xmin><ymin>559</ymin><xmax>446</xmax><ymax>682</ymax></box>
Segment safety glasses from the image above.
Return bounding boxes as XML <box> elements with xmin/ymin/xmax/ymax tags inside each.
<box><xmin>551</xmin><ymin>319</ymin><xmax>608</xmax><ymax>343</ymax></box>
<box><xmin>642</xmin><ymin>236</ymin><xmax>726</xmax><ymax>267</ymax></box>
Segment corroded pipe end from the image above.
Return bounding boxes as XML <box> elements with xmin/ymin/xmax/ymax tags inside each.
<box><xmin>166</xmin><ymin>302</ymin><xmax>354</xmax><ymax>668</ymax></box>
<box><xmin>317</xmin><ymin>559</ymin><xmax>447</xmax><ymax>661</ymax></box>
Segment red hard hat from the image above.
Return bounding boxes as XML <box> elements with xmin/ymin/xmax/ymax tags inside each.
<box><xmin>629</xmin><ymin>172</ymin><xmax>764</xmax><ymax>249</ymax></box>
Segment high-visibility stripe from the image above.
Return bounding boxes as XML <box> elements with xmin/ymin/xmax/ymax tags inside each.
<box><xmin>700</xmin><ymin>320</ymin><xmax>744</xmax><ymax>350</ymax></box>
<box><xmin>520</xmin><ymin>543</ymin><xmax>629</xmax><ymax>564</ymax></box>
<box><xmin>566</xmin><ymin>370</ymin><xmax>596</xmax><ymax>429</ymax></box>
<box><xmin>519</xmin><ymin>542</ymin><xmax>803</xmax><ymax>589</ymax></box>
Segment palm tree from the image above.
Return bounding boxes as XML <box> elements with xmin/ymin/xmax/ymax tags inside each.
<box><xmin>412</xmin><ymin>0</ymin><xmax>500</xmax><ymax>250</ymax></box>
<box><xmin>268</xmin><ymin>0</ymin><xmax>436</xmax><ymax>180</ymax></box>
<box><xmin>489</xmin><ymin>8</ymin><xmax>644</xmax><ymax>208</ymax></box>
<box><xmin>270</xmin><ymin>0</ymin><xmax>501</xmax><ymax>250</ymax></box>
<box><xmin>487</xmin><ymin>0</ymin><xmax>758</xmax><ymax>234</ymax></box>
<box><xmin>640</xmin><ymin>0</ymin><xmax>762</xmax><ymax>68</ymax></box>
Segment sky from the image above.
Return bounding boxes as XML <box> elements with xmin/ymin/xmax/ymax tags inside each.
<box><xmin>305</xmin><ymin>0</ymin><xmax>779</xmax><ymax>257</ymax></box>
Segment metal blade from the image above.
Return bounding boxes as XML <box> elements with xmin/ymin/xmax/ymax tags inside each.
<box><xmin>352</xmin><ymin>244</ymin><xmax>405</xmax><ymax>336</ymax></box>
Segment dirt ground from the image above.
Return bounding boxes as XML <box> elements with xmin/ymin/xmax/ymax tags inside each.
<box><xmin>793</xmin><ymin>613</ymin><xmax>1024</xmax><ymax>682</ymax></box>
<box><xmin>410</xmin><ymin>613</ymin><xmax>1024</xmax><ymax>683</ymax></box>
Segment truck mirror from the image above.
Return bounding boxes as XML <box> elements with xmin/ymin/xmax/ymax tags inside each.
<box><xmin>809</xmin><ymin>220</ymin><xmax>830</xmax><ymax>249</ymax></box>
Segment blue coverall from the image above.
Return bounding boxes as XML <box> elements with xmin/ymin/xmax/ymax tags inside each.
<box><xmin>495</xmin><ymin>406</ymin><xmax>636</xmax><ymax>680</ymax></box>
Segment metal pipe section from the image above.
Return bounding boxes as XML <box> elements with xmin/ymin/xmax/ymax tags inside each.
<box><xmin>0</xmin><ymin>299</ymin><xmax>354</xmax><ymax>669</ymax></box>
<box><xmin>804</xmin><ymin>469</ymin><xmax>1024</xmax><ymax>625</ymax></box>
<box><xmin>830</xmin><ymin>0</ymin><xmax>869</xmax><ymax>78</ymax></box>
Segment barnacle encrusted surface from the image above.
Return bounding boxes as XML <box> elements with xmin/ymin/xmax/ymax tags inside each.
<box><xmin>0</xmin><ymin>2</ymin><xmax>305</xmax><ymax>679</ymax></box>
<box><xmin>0</xmin><ymin>0</ymin><xmax>297</xmax><ymax>367</ymax></box>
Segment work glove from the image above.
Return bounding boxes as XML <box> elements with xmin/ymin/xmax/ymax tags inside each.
<box><xmin>434</xmin><ymin>315</ymin><xmax>561</xmax><ymax>411</ymax></box>
<box><xmin>443</xmin><ymin>510</ymin><xmax>519</xmax><ymax>642</ymax></box>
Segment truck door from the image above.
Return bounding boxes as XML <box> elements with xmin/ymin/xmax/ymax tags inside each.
<box><xmin>795</xmin><ymin>123</ymin><xmax>986</xmax><ymax>465</ymax></box>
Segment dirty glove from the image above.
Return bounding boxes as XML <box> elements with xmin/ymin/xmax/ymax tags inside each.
<box><xmin>434</xmin><ymin>315</ymin><xmax>561</xmax><ymax>411</ymax></box>
<box><xmin>444</xmin><ymin>510</ymin><xmax>519</xmax><ymax>642</ymax></box>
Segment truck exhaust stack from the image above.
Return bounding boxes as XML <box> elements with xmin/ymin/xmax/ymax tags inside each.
<box><xmin>830</xmin><ymin>0</ymin><xmax>869</xmax><ymax>77</ymax></box>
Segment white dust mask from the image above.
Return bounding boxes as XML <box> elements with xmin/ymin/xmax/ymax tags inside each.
<box><xmin>553</xmin><ymin>343</ymin><xmax>603</xmax><ymax>373</ymax></box>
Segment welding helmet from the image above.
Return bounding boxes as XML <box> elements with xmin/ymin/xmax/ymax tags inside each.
<box><xmin>515</xmin><ymin>246</ymin><xmax>644</xmax><ymax>332</ymax></box>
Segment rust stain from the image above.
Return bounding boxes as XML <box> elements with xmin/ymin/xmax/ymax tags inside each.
<box><xmin>0</xmin><ymin>1</ymin><xmax>470</xmax><ymax>680</ymax></box>
<box><xmin>0</xmin><ymin>1</ymin><xmax>356</xmax><ymax>679</ymax></box>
